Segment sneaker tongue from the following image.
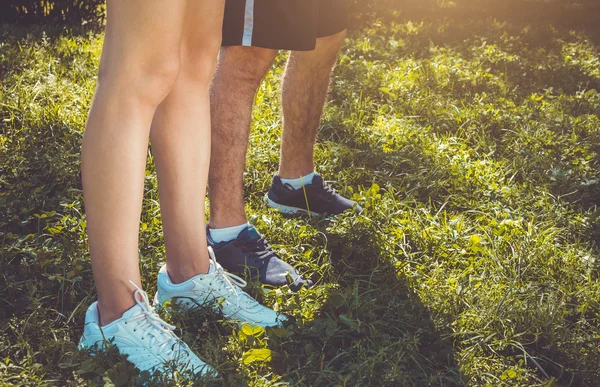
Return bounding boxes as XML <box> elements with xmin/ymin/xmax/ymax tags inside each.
<box><xmin>237</xmin><ymin>226</ymin><xmax>261</xmax><ymax>241</ymax></box>
<box><xmin>311</xmin><ymin>174</ymin><xmax>323</xmax><ymax>185</ymax></box>
<box><xmin>208</xmin><ymin>260</ymin><xmax>217</xmax><ymax>274</ymax></box>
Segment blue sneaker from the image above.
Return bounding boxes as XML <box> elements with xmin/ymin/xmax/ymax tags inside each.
<box><xmin>207</xmin><ymin>226</ymin><xmax>313</xmax><ymax>292</ymax></box>
<box><xmin>265</xmin><ymin>174</ymin><xmax>362</xmax><ymax>216</ymax></box>
<box><xmin>79</xmin><ymin>282</ymin><xmax>213</xmax><ymax>377</ymax></box>
<box><xmin>155</xmin><ymin>248</ymin><xmax>287</xmax><ymax>328</ymax></box>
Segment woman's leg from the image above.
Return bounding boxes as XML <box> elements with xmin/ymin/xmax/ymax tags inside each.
<box><xmin>81</xmin><ymin>0</ymin><xmax>186</xmax><ymax>326</ymax></box>
<box><xmin>150</xmin><ymin>0</ymin><xmax>225</xmax><ymax>284</ymax></box>
<box><xmin>150</xmin><ymin>0</ymin><xmax>286</xmax><ymax>329</ymax></box>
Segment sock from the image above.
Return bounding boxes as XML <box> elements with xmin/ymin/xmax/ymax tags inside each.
<box><xmin>209</xmin><ymin>222</ymin><xmax>249</xmax><ymax>243</ymax></box>
<box><xmin>280</xmin><ymin>171</ymin><xmax>316</xmax><ymax>190</ymax></box>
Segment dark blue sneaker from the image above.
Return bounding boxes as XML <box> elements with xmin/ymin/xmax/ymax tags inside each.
<box><xmin>265</xmin><ymin>174</ymin><xmax>362</xmax><ymax>216</ymax></box>
<box><xmin>207</xmin><ymin>226</ymin><xmax>313</xmax><ymax>292</ymax></box>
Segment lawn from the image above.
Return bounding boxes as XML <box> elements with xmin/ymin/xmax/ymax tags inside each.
<box><xmin>1</xmin><ymin>1</ymin><xmax>600</xmax><ymax>386</ymax></box>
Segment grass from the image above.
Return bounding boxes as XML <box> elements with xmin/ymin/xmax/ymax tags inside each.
<box><xmin>1</xmin><ymin>1</ymin><xmax>600</xmax><ymax>386</ymax></box>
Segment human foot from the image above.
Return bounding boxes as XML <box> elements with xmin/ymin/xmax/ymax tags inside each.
<box><xmin>79</xmin><ymin>282</ymin><xmax>213</xmax><ymax>376</ymax></box>
<box><xmin>265</xmin><ymin>174</ymin><xmax>362</xmax><ymax>216</ymax></box>
<box><xmin>155</xmin><ymin>248</ymin><xmax>287</xmax><ymax>328</ymax></box>
<box><xmin>207</xmin><ymin>226</ymin><xmax>313</xmax><ymax>291</ymax></box>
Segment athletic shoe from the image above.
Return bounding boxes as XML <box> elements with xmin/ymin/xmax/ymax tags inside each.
<box><xmin>265</xmin><ymin>174</ymin><xmax>362</xmax><ymax>216</ymax></box>
<box><xmin>79</xmin><ymin>282</ymin><xmax>213</xmax><ymax>377</ymax></box>
<box><xmin>155</xmin><ymin>248</ymin><xmax>287</xmax><ymax>328</ymax></box>
<box><xmin>207</xmin><ymin>226</ymin><xmax>313</xmax><ymax>292</ymax></box>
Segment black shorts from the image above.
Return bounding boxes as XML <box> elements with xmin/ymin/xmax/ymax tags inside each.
<box><xmin>221</xmin><ymin>0</ymin><xmax>348</xmax><ymax>51</ymax></box>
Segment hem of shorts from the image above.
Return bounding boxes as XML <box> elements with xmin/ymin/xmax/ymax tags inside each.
<box><xmin>221</xmin><ymin>41</ymin><xmax>318</xmax><ymax>52</ymax></box>
<box><xmin>316</xmin><ymin>25</ymin><xmax>348</xmax><ymax>39</ymax></box>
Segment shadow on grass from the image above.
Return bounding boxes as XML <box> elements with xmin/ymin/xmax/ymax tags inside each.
<box><xmin>261</xmin><ymin>216</ymin><xmax>464</xmax><ymax>386</ymax></box>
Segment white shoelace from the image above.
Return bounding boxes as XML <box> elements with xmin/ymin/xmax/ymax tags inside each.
<box><xmin>128</xmin><ymin>281</ymin><xmax>188</xmax><ymax>359</ymax></box>
<box><xmin>204</xmin><ymin>250</ymin><xmax>257</xmax><ymax>310</ymax></box>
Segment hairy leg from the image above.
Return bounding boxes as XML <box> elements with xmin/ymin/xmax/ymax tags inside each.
<box><xmin>81</xmin><ymin>0</ymin><xmax>186</xmax><ymax>325</ymax></box>
<box><xmin>208</xmin><ymin>46</ymin><xmax>277</xmax><ymax>228</ymax></box>
<box><xmin>279</xmin><ymin>30</ymin><xmax>347</xmax><ymax>179</ymax></box>
<box><xmin>150</xmin><ymin>0</ymin><xmax>225</xmax><ymax>284</ymax></box>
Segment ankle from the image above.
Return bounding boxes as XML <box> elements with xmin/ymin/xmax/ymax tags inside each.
<box><xmin>278</xmin><ymin>166</ymin><xmax>315</xmax><ymax>180</ymax></box>
<box><xmin>208</xmin><ymin>215</ymin><xmax>248</xmax><ymax>230</ymax></box>
<box><xmin>166</xmin><ymin>260</ymin><xmax>210</xmax><ymax>284</ymax></box>
<box><xmin>208</xmin><ymin>222</ymin><xmax>249</xmax><ymax>243</ymax></box>
<box><xmin>279</xmin><ymin>172</ymin><xmax>316</xmax><ymax>190</ymax></box>
<box><xmin>97</xmin><ymin>298</ymin><xmax>135</xmax><ymax>326</ymax></box>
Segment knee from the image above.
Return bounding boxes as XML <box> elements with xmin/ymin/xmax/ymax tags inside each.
<box><xmin>318</xmin><ymin>30</ymin><xmax>347</xmax><ymax>52</ymax></box>
<box><xmin>180</xmin><ymin>38</ymin><xmax>222</xmax><ymax>85</ymax></box>
<box><xmin>98</xmin><ymin>55</ymin><xmax>181</xmax><ymax>107</ymax></box>
<box><xmin>290</xmin><ymin>30</ymin><xmax>346</xmax><ymax>70</ymax></box>
<box><xmin>314</xmin><ymin>30</ymin><xmax>347</xmax><ymax>64</ymax></box>
<box><xmin>217</xmin><ymin>46</ymin><xmax>276</xmax><ymax>89</ymax></box>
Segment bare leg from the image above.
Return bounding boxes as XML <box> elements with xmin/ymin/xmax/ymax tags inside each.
<box><xmin>208</xmin><ymin>47</ymin><xmax>277</xmax><ymax>228</ymax></box>
<box><xmin>81</xmin><ymin>0</ymin><xmax>186</xmax><ymax>325</ymax></box>
<box><xmin>279</xmin><ymin>31</ymin><xmax>347</xmax><ymax>179</ymax></box>
<box><xmin>151</xmin><ymin>0</ymin><xmax>225</xmax><ymax>284</ymax></box>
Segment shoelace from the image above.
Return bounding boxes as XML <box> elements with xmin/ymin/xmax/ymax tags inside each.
<box><xmin>315</xmin><ymin>179</ymin><xmax>337</xmax><ymax>200</ymax></box>
<box><xmin>128</xmin><ymin>281</ymin><xmax>189</xmax><ymax>360</ymax></box>
<box><xmin>204</xmin><ymin>250</ymin><xmax>258</xmax><ymax>310</ymax></box>
<box><xmin>235</xmin><ymin>236</ymin><xmax>276</xmax><ymax>262</ymax></box>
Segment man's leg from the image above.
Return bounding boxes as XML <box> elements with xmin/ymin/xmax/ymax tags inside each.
<box><xmin>278</xmin><ymin>30</ymin><xmax>347</xmax><ymax>179</ymax></box>
<box><xmin>208</xmin><ymin>46</ymin><xmax>276</xmax><ymax>230</ymax></box>
<box><xmin>207</xmin><ymin>46</ymin><xmax>312</xmax><ymax>291</ymax></box>
<box><xmin>265</xmin><ymin>30</ymin><xmax>361</xmax><ymax>216</ymax></box>
<box><xmin>81</xmin><ymin>0</ymin><xmax>186</xmax><ymax>326</ymax></box>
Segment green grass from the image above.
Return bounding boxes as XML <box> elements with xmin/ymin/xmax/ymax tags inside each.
<box><xmin>1</xmin><ymin>2</ymin><xmax>600</xmax><ymax>386</ymax></box>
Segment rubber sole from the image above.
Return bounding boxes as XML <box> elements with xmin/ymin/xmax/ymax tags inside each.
<box><xmin>264</xmin><ymin>195</ymin><xmax>320</xmax><ymax>217</ymax></box>
<box><xmin>154</xmin><ymin>293</ymin><xmax>285</xmax><ymax>328</ymax></box>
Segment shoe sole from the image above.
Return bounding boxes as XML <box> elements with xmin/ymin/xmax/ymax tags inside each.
<box><xmin>79</xmin><ymin>332</ymin><xmax>215</xmax><ymax>379</ymax></box>
<box><xmin>154</xmin><ymin>293</ymin><xmax>285</xmax><ymax>329</ymax></box>
<box><xmin>264</xmin><ymin>195</ymin><xmax>320</xmax><ymax>217</ymax></box>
